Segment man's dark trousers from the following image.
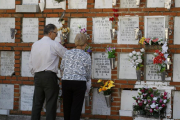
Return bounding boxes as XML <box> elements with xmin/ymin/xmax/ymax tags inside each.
<box><xmin>31</xmin><ymin>71</ymin><xmax>59</xmax><ymax>120</ymax></box>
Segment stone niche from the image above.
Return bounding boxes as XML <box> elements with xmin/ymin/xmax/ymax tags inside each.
<box><xmin>94</xmin><ymin>0</ymin><xmax>112</xmax><ymax>8</ymax></box>
<box><xmin>0</xmin><ymin>0</ymin><xmax>15</xmax><ymax>9</ymax></box>
<box><xmin>16</xmin><ymin>0</ymin><xmax>39</xmax><ymax>12</ymax></box>
<box><xmin>147</xmin><ymin>0</ymin><xmax>165</xmax><ymax>8</ymax></box>
<box><xmin>68</xmin><ymin>0</ymin><xmax>87</xmax><ymax>9</ymax></box>
<box><xmin>120</xmin><ymin>0</ymin><xmax>139</xmax><ymax>8</ymax></box>
<box><xmin>173</xmin><ymin>54</ymin><xmax>180</xmax><ymax>82</ymax></box>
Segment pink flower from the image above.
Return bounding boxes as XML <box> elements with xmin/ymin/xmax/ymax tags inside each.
<box><xmin>156</xmin><ymin>106</ymin><xmax>159</xmax><ymax>109</ymax></box>
<box><xmin>152</xmin><ymin>100</ymin><xmax>156</xmax><ymax>103</ymax></box>
<box><xmin>150</xmin><ymin>109</ymin><xmax>153</xmax><ymax>113</ymax></box>
<box><xmin>164</xmin><ymin>92</ymin><xmax>167</xmax><ymax>96</ymax></box>
<box><xmin>150</xmin><ymin>94</ymin><xmax>154</xmax><ymax>97</ymax></box>
<box><xmin>148</xmin><ymin>99</ymin><xmax>151</xmax><ymax>103</ymax></box>
<box><xmin>159</xmin><ymin>99</ymin><xmax>163</xmax><ymax>103</ymax></box>
<box><xmin>162</xmin><ymin>104</ymin><xmax>166</xmax><ymax>107</ymax></box>
<box><xmin>138</xmin><ymin>102</ymin><xmax>143</xmax><ymax>106</ymax></box>
<box><xmin>163</xmin><ymin>96</ymin><xmax>167</xmax><ymax>99</ymax></box>
<box><xmin>145</xmin><ymin>38</ymin><xmax>151</xmax><ymax>43</ymax></box>
<box><xmin>152</xmin><ymin>38</ymin><xmax>158</xmax><ymax>42</ymax></box>
<box><xmin>141</xmin><ymin>89</ymin><xmax>145</xmax><ymax>93</ymax></box>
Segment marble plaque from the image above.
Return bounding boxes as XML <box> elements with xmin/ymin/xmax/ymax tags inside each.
<box><xmin>0</xmin><ymin>0</ymin><xmax>15</xmax><ymax>9</ymax></box>
<box><xmin>121</xmin><ymin>90</ymin><xmax>138</xmax><ymax>110</ymax></box>
<box><xmin>174</xmin><ymin>17</ymin><xmax>180</xmax><ymax>44</ymax></box>
<box><xmin>46</xmin><ymin>0</ymin><xmax>66</xmax><ymax>9</ymax></box>
<box><xmin>147</xmin><ymin>0</ymin><xmax>165</xmax><ymax>8</ymax></box>
<box><xmin>20</xmin><ymin>85</ymin><xmax>34</xmax><ymax>111</ymax></box>
<box><xmin>119</xmin><ymin>53</ymin><xmax>136</xmax><ymax>79</ymax></box>
<box><xmin>175</xmin><ymin>0</ymin><xmax>180</xmax><ymax>7</ymax></box>
<box><xmin>120</xmin><ymin>0</ymin><xmax>139</xmax><ymax>8</ymax></box>
<box><xmin>118</xmin><ymin>16</ymin><xmax>139</xmax><ymax>44</ymax></box>
<box><xmin>144</xmin><ymin>16</ymin><xmax>165</xmax><ymax>39</ymax></box>
<box><xmin>0</xmin><ymin>51</ymin><xmax>15</xmax><ymax>76</ymax></box>
<box><xmin>46</xmin><ymin>18</ymin><xmax>63</xmax><ymax>42</ymax></box>
<box><xmin>95</xmin><ymin>0</ymin><xmax>112</xmax><ymax>8</ymax></box>
<box><xmin>146</xmin><ymin>54</ymin><xmax>161</xmax><ymax>80</ymax></box>
<box><xmin>0</xmin><ymin>84</ymin><xmax>14</xmax><ymax>109</ymax></box>
<box><xmin>173</xmin><ymin>91</ymin><xmax>180</xmax><ymax>119</ymax></box>
<box><xmin>93</xmin><ymin>17</ymin><xmax>112</xmax><ymax>43</ymax></box>
<box><xmin>69</xmin><ymin>18</ymin><xmax>87</xmax><ymax>43</ymax></box>
<box><xmin>173</xmin><ymin>54</ymin><xmax>180</xmax><ymax>82</ymax></box>
<box><xmin>21</xmin><ymin>52</ymin><xmax>33</xmax><ymax>77</ymax></box>
<box><xmin>92</xmin><ymin>53</ymin><xmax>111</xmax><ymax>79</ymax></box>
<box><xmin>22</xmin><ymin>18</ymin><xmax>39</xmax><ymax>42</ymax></box>
<box><xmin>22</xmin><ymin>0</ymin><xmax>39</xmax><ymax>5</ymax></box>
<box><xmin>92</xmin><ymin>88</ymin><xmax>110</xmax><ymax>115</ymax></box>
<box><xmin>0</xmin><ymin>18</ymin><xmax>15</xmax><ymax>43</ymax></box>
<box><xmin>68</xmin><ymin>0</ymin><xmax>87</xmax><ymax>9</ymax></box>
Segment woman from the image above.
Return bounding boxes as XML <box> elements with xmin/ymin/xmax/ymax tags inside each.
<box><xmin>60</xmin><ymin>33</ymin><xmax>91</xmax><ymax>120</ymax></box>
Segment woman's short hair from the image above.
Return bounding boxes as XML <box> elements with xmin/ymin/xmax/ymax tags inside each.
<box><xmin>44</xmin><ymin>24</ymin><xmax>57</xmax><ymax>35</ymax></box>
<box><xmin>74</xmin><ymin>33</ymin><xmax>87</xmax><ymax>46</ymax></box>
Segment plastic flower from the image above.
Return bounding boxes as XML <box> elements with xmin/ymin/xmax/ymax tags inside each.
<box><xmin>97</xmin><ymin>79</ymin><xmax>102</xmax><ymax>83</ymax></box>
<box><xmin>150</xmin><ymin>94</ymin><xmax>154</xmax><ymax>97</ymax></box>
<box><xmin>139</xmin><ymin>37</ymin><xmax>145</xmax><ymax>44</ymax></box>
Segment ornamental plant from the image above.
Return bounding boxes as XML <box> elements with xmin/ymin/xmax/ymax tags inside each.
<box><xmin>84</xmin><ymin>44</ymin><xmax>92</xmax><ymax>53</ymax></box>
<box><xmin>97</xmin><ymin>79</ymin><xmax>115</xmax><ymax>95</ymax></box>
<box><xmin>139</xmin><ymin>37</ymin><xmax>164</xmax><ymax>45</ymax></box>
<box><xmin>128</xmin><ymin>48</ymin><xmax>145</xmax><ymax>70</ymax></box>
<box><xmin>153</xmin><ymin>50</ymin><xmax>166</xmax><ymax>72</ymax></box>
<box><xmin>132</xmin><ymin>87</ymin><xmax>170</xmax><ymax>118</ymax></box>
<box><xmin>109</xmin><ymin>9</ymin><xmax>119</xmax><ymax>28</ymax></box>
<box><xmin>106</xmin><ymin>47</ymin><xmax>116</xmax><ymax>58</ymax></box>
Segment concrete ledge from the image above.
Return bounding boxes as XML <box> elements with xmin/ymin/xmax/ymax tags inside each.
<box><xmin>119</xmin><ymin>110</ymin><xmax>133</xmax><ymax>117</ymax></box>
<box><xmin>16</xmin><ymin>5</ymin><xmax>39</xmax><ymax>12</ymax></box>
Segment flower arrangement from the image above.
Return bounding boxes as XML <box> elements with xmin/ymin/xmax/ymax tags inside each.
<box><xmin>97</xmin><ymin>79</ymin><xmax>115</xmax><ymax>95</ymax></box>
<box><xmin>132</xmin><ymin>87</ymin><xmax>170</xmax><ymax>118</ymax></box>
<box><xmin>153</xmin><ymin>50</ymin><xmax>167</xmax><ymax>73</ymax></box>
<box><xmin>78</xmin><ymin>26</ymin><xmax>90</xmax><ymax>40</ymax></box>
<box><xmin>58</xmin><ymin>27</ymin><xmax>70</xmax><ymax>44</ymax></box>
<box><xmin>128</xmin><ymin>48</ymin><xmax>145</xmax><ymax>70</ymax></box>
<box><xmin>106</xmin><ymin>47</ymin><xmax>116</xmax><ymax>58</ymax></box>
<box><xmin>139</xmin><ymin>37</ymin><xmax>164</xmax><ymax>45</ymax></box>
<box><xmin>84</xmin><ymin>44</ymin><xmax>92</xmax><ymax>53</ymax></box>
<box><xmin>109</xmin><ymin>9</ymin><xmax>119</xmax><ymax>28</ymax></box>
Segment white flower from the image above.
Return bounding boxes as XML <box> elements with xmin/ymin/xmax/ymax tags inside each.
<box><xmin>144</xmin><ymin>99</ymin><xmax>147</xmax><ymax>104</ymax></box>
<box><xmin>138</xmin><ymin>100</ymin><xmax>140</xmax><ymax>103</ymax></box>
<box><xmin>156</xmin><ymin>104</ymin><xmax>159</xmax><ymax>107</ymax></box>
<box><xmin>136</xmin><ymin>59</ymin><xmax>142</xmax><ymax>63</ymax></box>
<box><xmin>163</xmin><ymin>99</ymin><xmax>167</xmax><ymax>103</ymax></box>
<box><xmin>140</xmin><ymin>48</ymin><xmax>145</xmax><ymax>53</ymax></box>
<box><xmin>129</xmin><ymin>53</ymin><xmax>133</xmax><ymax>57</ymax></box>
<box><xmin>133</xmin><ymin>56</ymin><xmax>137</xmax><ymax>60</ymax></box>
<box><xmin>136</xmin><ymin>52</ymin><xmax>141</xmax><ymax>56</ymax></box>
<box><xmin>132</xmin><ymin>51</ymin><xmax>136</xmax><ymax>55</ymax></box>
<box><xmin>159</xmin><ymin>107</ymin><xmax>163</xmax><ymax>110</ymax></box>
<box><xmin>153</xmin><ymin>97</ymin><xmax>157</xmax><ymax>101</ymax></box>
<box><xmin>138</xmin><ymin>56</ymin><xmax>141</xmax><ymax>59</ymax></box>
<box><xmin>154</xmin><ymin>53</ymin><xmax>158</xmax><ymax>56</ymax></box>
<box><xmin>150</xmin><ymin>103</ymin><xmax>156</xmax><ymax>108</ymax></box>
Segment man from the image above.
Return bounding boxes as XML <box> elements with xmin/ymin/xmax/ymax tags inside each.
<box><xmin>29</xmin><ymin>24</ymin><xmax>67</xmax><ymax>120</ymax></box>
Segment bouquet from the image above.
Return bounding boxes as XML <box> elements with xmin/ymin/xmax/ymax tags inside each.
<box><xmin>139</xmin><ymin>37</ymin><xmax>164</xmax><ymax>45</ymax></box>
<box><xmin>58</xmin><ymin>27</ymin><xmax>70</xmax><ymax>44</ymax></box>
<box><xmin>109</xmin><ymin>9</ymin><xmax>119</xmax><ymax>28</ymax></box>
<box><xmin>78</xmin><ymin>26</ymin><xmax>90</xmax><ymax>40</ymax></box>
<box><xmin>153</xmin><ymin>50</ymin><xmax>166</xmax><ymax>72</ymax></box>
<box><xmin>132</xmin><ymin>87</ymin><xmax>170</xmax><ymax>118</ymax></box>
<box><xmin>106</xmin><ymin>47</ymin><xmax>116</xmax><ymax>58</ymax></box>
<box><xmin>97</xmin><ymin>79</ymin><xmax>115</xmax><ymax>95</ymax></box>
<box><xmin>84</xmin><ymin>44</ymin><xmax>92</xmax><ymax>53</ymax></box>
<box><xmin>128</xmin><ymin>48</ymin><xmax>145</xmax><ymax>70</ymax></box>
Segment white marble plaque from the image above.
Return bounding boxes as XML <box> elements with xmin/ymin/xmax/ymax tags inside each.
<box><xmin>68</xmin><ymin>0</ymin><xmax>87</xmax><ymax>9</ymax></box>
<box><xmin>92</xmin><ymin>53</ymin><xmax>111</xmax><ymax>79</ymax></box>
<box><xmin>174</xmin><ymin>17</ymin><xmax>180</xmax><ymax>44</ymax></box>
<box><xmin>121</xmin><ymin>90</ymin><xmax>138</xmax><ymax>111</ymax></box>
<box><xmin>95</xmin><ymin>0</ymin><xmax>112</xmax><ymax>8</ymax></box>
<box><xmin>0</xmin><ymin>84</ymin><xmax>14</xmax><ymax>109</ymax></box>
<box><xmin>120</xmin><ymin>0</ymin><xmax>139</xmax><ymax>8</ymax></box>
<box><xmin>46</xmin><ymin>18</ymin><xmax>63</xmax><ymax>43</ymax></box>
<box><xmin>144</xmin><ymin>16</ymin><xmax>165</xmax><ymax>39</ymax></box>
<box><xmin>0</xmin><ymin>18</ymin><xmax>15</xmax><ymax>43</ymax></box>
<box><xmin>147</xmin><ymin>0</ymin><xmax>165</xmax><ymax>8</ymax></box>
<box><xmin>118</xmin><ymin>16</ymin><xmax>139</xmax><ymax>44</ymax></box>
<box><xmin>119</xmin><ymin>53</ymin><xmax>136</xmax><ymax>79</ymax></box>
<box><xmin>93</xmin><ymin>17</ymin><xmax>112</xmax><ymax>43</ymax></box>
<box><xmin>0</xmin><ymin>0</ymin><xmax>15</xmax><ymax>9</ymax></box>
<box><xmin>20</xmin><ymin>85</ymin><xmax>34</xmax><ymax>111</ymax></box>
<box><xmin>21</xmin><ymin>52</ymin><xmax>33</xmax><ymax>77</ymax></box>
<box><xmin>22</xmin><ymin>18</ymin><xmax>39</xmax><ymax>42</ymax></box>
<box><xmin>46</xmin><ymin>0</ymin><xmax>66</xmax><ymax>10</ymax></box>
<box><xmin>69</xmin><ymin>18</ymin><xmax>87</xmax><ymax>43</ymax></box>
<box><xmin>0</xmin><ymin>51</ymin><xmax>15</xmax><ymax>76</ymax></box>
<box><xmin>173</xmin><ymin>91</ymin><xmax>180</xmax><ymax>119</ymax></box>
<box><xmin>173</xmin><ymin>54</ymin><xmax>180</xmax><ymax>82</ymax></box>
<box><xmin>23</xmin><ymin>0</ymin><xmax>39</xmax><ymax>5</ymax></box>
<box><xmin>175</xmin><ymin>0</ymin><xmax>180</xmax><ymax>7</ymax></box>
<box><xmin>146</xmin><ymin>54</ymin><xmax>161</xmax><ymax>80</ymax></box>
<box><xmin>92</xmin><ymin>88</ymin><xmax>110</xmax><ymax>115</ymax></box>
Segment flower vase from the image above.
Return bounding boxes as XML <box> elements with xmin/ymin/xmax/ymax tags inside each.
<box><xmin>110</xmin><ymin>29</ymin><xmax>116</xmax><ymax>39</ymax></box>
<box><xmin>136</xmin><ymin>70</ymin><xmax>141</xmax><ymax>81</ymax></box>
<box><xmin>104</xmin><ymin>94</ymin><xmax>111</xmax><ymax>108</ymax></box>
<box><xmin>109</xmin><ymin>58</ymin><xmax>115</xmax><ymax>69</ymax></box>
<box><xmin>161</xmin><ymin>71</ymin><xmax>166</xmax><ymax>81</ymax></box>
<box><xmin>85</xmin><ymin>95</ymin><xmax>90</xmax><ymax>106</ymax></box>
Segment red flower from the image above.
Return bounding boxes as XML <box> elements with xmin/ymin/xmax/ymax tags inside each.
<box><xmin>109</xmin><ymin>17</ymin><xmax>114</xmax><ymax>21</ymax></box>
<box><xmin>150</xmin><ymin>94</ymin><xmax>154</xmax><ymax>97</ymax></box>
<box><xmin>113</xmin><ymin>13</ymin><xmax>119</xmax><ymax>17</ymax></box>
<box><xmin>164</xmin><ymin>92</ymin><xmax>167</xmax><ymax>96</ymax></box>
<box><xmin>112</xmin><ymin>9</ymin><xmax>118</xmax><ymax>12</ymax></box>
<box><xmin>163</xmin><ymin>96</ymin><xmax>167</xmax><ymax>99</ymax></box>
<box><xmin>162</xmin><ymin>104</ymin><xmax>166</xmax><ymax>107</ymax></box>
<box><xmin>155</xmin><ymin>50</ymin><xmax>160</xmax><ymax>53</ymax></box>
<box><xmin>152</xmin><ymin>38</ymin><xmax>158</xmax><ymax>42</ymax></box>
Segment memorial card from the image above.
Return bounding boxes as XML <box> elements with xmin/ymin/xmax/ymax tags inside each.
<box><xmin>69</xmin><ymin>18</ymin><xmax>87</xmax><ymax>43</ymax></box>
<box><xmin>93</xmin><ymin>17</ymin><xmax>112</xmax><ymax>43</ymax></box>
<box><xmin>0</xmin><ymin>18</ymin><xmax>15</xmax><ymax>43</ymax></box>
<box><xmin>92</xmin><ymin>88</ymin><xmax>110</xmax><ymax>115</ymax></box>
<box><xmin>146</xmin><ymin>54</ymin><xmax>161</xmax><ymax>80</ymax></box>
<box><xmin>92</xmin><ymin>53</ymin><xmax>111</xmax><ymax>79</ymax></box>
<box><xmin>22</xmin><ymin>0</ymin><xmax>38</xmax><ymax>5</ymax></box>
<box><xmin>147</xmin><ymin>0</ymin><xmax>165</xmax><ymax>8</ymax></box>
<box><xmin>46</xmin><ymin>0</ymin><xmax>66</xmax><ymax>10</ymax></box>
<box><xmin>68</xmin><ymin>0</ymin><xmax>87</xmax><ymax>9</ymax></box>
<box><xmin>95</xmin><ymin>0</ymin><xmax>112</xmax><ymax>8</ymax></box>
<box><xmin>120</xmin><ymin>0</ymin><xmax>139</xmax><ymax>8</ymax></box>
<box><xmin>144</xmin><ymin>16</ymin><xmax>165</xmax><ymax>39</ymax></box>
<box><xmin>174</xmin><ymin>17</ymin><xmax>180</xmax><ymax>44</ymax></box>
<box><xmin>21</xmin><ymin>52</ymin><xmax>33</xmax><ymax>77</ymax></box>
<box><xmin>22</xmin><ymin>18</ymin><xmax>39</xmax><ymax>42</ymax></box>
<box><xmin>118</xmin><ymin>16</ymin><xmax>139</xmax><ymax>44</ymax></box>
<box><xmin>173</xmin><ymin>91</ymin><xmax>180</xmax><ymax>119</ymax></box>
<box><xmin>0</xmin><ymin>51</ymin><xmax>14</xmax><ymax>76</ymax></box>
<box><xmin>119</xmin><ymin>53</ymin><xmax>136</xmax><ymax>79</ymax></box>
<box><xmin>173</xmin><ymin>54</ymin><xmax>180</xmax><ymax>82</ymax></box>
<box><xmin>0</xmin><ymin>84</ymin><xmax>14</xmax><ymax>109</ymax></box>
<box><xmin>0</xmin><ymin>0</ymin><xmax>15</xmax><ymax>9</ymax></box>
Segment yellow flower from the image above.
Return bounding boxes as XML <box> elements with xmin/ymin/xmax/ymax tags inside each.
<box><xmin>139</xmin><ymin>37</ymin><xmax>145</xmax><ymax>45</ymax></box>
<box><xmin>102</xmin><ymin>86</ymin><xmax>108</xmax><ymax>91</ymax></box>
<box><xmin>67</xmin><ymin>27</ymin><xmax>70</xmax><ymax>32</ymax></box>
<box><xmin>107</xmin><ymin>83</ymin><xmax>115</xmax><ymax>89</ymax></box>
<box><xmin>97</xmin><ymin>79</ymin><xmax>102</xmax><ymax>83</ymax></box>
<box><xmin>57</xmin><ymin>27</ymin><xmax>63</xmax><ymax>31</ymax></box>
<box><xmin>99</xmin><ymin>88</ymin><xmax>102</xmax><ymax>92</ymax></box>
<box><xmin>104</xmin><ymin>81</ymin><xmax>108</xmax><ymax>86</ymax></box>
<box><xmin>108</xmin><ymin>80</ymin><xmax>114</xmax><ymax>84</ymax></box>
